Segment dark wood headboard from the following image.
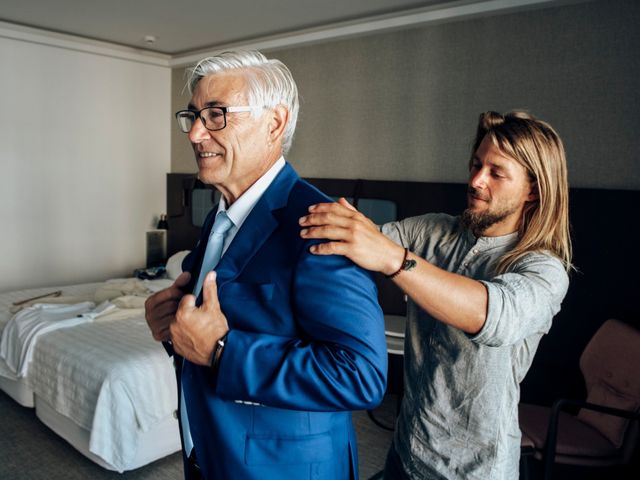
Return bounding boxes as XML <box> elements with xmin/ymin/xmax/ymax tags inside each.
<box><xmin>166</xmin><ymin>174</ymin><xmax>467</xmax><ymax>257</ymax></box>
<box><xmin>166</xmin><ymin>173</ymin><xmax>213</xmax><ymax>255</ymax></box>
<box><xmin>166</xmin><ymin>173</ymin><xmax>640</xmax><ymax>405</ymax></box>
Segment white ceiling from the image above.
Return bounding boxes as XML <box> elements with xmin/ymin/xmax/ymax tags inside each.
<box><xmin>0</xmin><ymin>0</ymin><xmax>481</xmax><ymax>54</ymax></box>
<box><xmin>0</xmin><ymin>0</ymin><xmax>570</xmax><ymax>60</ymax></box>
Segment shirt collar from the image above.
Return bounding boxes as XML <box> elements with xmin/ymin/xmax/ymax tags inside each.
<box><xmin>215</xmin><ymin>156</ymin><xmax>286</xmax><ymax>231</ymax></box>
<box><xmin>465</xmin><ymin>227</ymin><xmax>519</xmax><ymax>251</ymax></box>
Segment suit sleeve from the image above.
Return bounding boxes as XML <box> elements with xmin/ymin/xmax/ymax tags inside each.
<box><xmin>214</xmin><ymin>246</ymin><xmax>388</xmax><ymax>411</ymax></box>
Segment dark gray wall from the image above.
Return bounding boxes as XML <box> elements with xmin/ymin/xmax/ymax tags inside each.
<box><xmin>172</xmin><ymin>0</ymin><xmax>640</xmax><ymax>190</ymax></box>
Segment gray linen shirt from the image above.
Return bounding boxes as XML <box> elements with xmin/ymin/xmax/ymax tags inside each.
<box><xmin>381</xmin><ymin>213</ymin><xmax>569</xmax><ymax>480</ymax></box>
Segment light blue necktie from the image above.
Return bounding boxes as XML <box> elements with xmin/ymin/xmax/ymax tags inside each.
<box><xmin>182</xmin><ymin>210</ymin><xmax>233</xmax><ymax>455</ymax></box>
<box><xmin>193</xmin><ymin>211</ymin><xmax>234</xmax><ymax>297</ymax></box>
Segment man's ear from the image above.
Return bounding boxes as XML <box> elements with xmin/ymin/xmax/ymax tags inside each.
<box><xmin>527</xmin><ymin>181</ymin><xmax>539</xmax><ymax>202</ymax></box>
<box><xmin>268</xmin><ymin>105</ymin><xmax>289</xmax><ymax>144</ymax></box>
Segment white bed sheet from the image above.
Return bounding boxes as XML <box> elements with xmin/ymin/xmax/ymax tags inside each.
<box><xmin>36</xmin><ymin>395</ymin><xmax>180</xmax><ymax>471</ymax></box>
<box><xmin>0</xmin><ymin>283</ymin><xmax>102</xmax><ymax>407</ymax></box>
<box><xmin>0</xmin><ymin>281</ymin><xmax>181</xmax><ymax>472</ymax></box>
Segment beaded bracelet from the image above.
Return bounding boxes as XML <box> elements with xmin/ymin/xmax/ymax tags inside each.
<box><xmin>385</xmin><ymin>247</ymin><xmax>416</xmax><ymax>279</ymax></box>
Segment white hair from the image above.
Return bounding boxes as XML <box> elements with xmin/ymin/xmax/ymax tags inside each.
<box><xmin>187</xmin><ymin>50</ymin><xmax>299</xmax><ymax>155</ymax></box>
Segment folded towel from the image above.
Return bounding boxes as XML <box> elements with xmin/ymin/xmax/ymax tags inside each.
<box><xmin>0</xmin><ymin>302</ymin><xmax>96</xmax><ymax>377</ymax></box>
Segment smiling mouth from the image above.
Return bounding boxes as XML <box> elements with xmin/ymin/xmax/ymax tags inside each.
<box><xmin>198</xmin><ymin>152</ymin><xmax>221</xmax><ymax>158</ymax></box>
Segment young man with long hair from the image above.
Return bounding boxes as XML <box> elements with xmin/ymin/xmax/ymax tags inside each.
<box><xmin>300</xmin><ymin>111</ymin><xmax>572</xmax><ymax>479</ymax></box>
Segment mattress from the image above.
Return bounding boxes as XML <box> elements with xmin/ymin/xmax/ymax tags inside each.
<box><xmin>0</xmin><ymin>373</ymin><xmax>33</xmax><ymax>406</ymax></box>
<box><xmin>0</xmin><ymin>280</ymin><xmax>181</xmax><ymax>472</ymax></box>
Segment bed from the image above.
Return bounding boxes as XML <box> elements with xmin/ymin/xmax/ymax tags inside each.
<box><xmin>0</xmin><ymin>258</ymin><xmax>188</xmax><ymax>472</ymax></box>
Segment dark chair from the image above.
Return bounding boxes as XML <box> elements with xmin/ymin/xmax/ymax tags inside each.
<box><xmin>519</xmin><ymin>319</ymin><xmax>640</xmax><ymax>479</ymax></box>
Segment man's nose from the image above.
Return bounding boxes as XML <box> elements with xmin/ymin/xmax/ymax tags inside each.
<box><xmin>469</xmin><ymin>168</ymin><xmax>488</xmax><ymax>189</ymax></box>
<box><xmin>188</xmin><ymin>117</ymin><xmax>210</xmax><ymax>144</ymax></box>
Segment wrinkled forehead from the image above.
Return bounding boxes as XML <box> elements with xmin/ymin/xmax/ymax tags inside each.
<box><xmin>190</xmin><ymin>71</ymin><xmax>249</xmax><ymax>108</ymax></box>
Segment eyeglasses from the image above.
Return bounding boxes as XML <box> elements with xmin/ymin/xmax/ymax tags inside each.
<box><xmin>175</xmin><ymin>106</ymin><xmax>263</xmax><ymax>133</ymax></box>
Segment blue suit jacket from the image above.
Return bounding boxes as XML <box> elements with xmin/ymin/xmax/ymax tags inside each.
<box><xmin>177</xmin><ymin>163</ymin><xmax>387</xmax><ymax>479</ymax></box>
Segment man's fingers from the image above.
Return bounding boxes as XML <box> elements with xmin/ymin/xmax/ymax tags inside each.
<box><xmin>201</xmin><ymin>272</ymin><xmax>220</xmax><ymax>312</ymax></box>
<box><xmin>145</xmin><ymin>277</ymin><xmax>189</xmax><ymax>312</ymax></box>
<box><xmin>152</xmin><ymin>325</ymin><xmax>171</xmax><ymax>342</ymax></box>
<box><xmin>175</xmin><ymin>272</ymin><xmax>219</xmax><ymax>315</ymax></box>
<box><xmin>170</xmin><ymin>272</ymin><xmax>228</xmax><ymax>365</ymax></box>
<box><xmin>306</xmin><ymin>201</ymin><xmax>358</xmax><ymax>217</ymax></box>
<box><xmin>145</xmin><ymin>271</ymin><xmax>193</xmax><ymax>344</ymax></box>
<box><xmin>300</xmin><ymin>224</ymin><xmax>352</xmax><ymax>242</ymax></box>
<box><xmin>309</xmin><ymin>241</ymin><xmax>351</xmax><ymax>256</ymax></box>
<box><xmin>299</xmin><ymin>210</ymin><xmax>359</xmax><ymax>230</ymax></box>
<box><xmin>178</xmin><ymin>293</ymin><xmax>197</xmax><ymax>312</ymax></box>
<box><xmin>338</xmin><ymin>197</ymin><xmax>358</xmax><ymax>211</ymax></box>
<box><xmin>306</xmin><ymin>201</ymin><xmax>334</xmax><ymax>213</ymax></box>
<box><xmin>147</xmin><ymin>311</ymin><xmax>174</xmax><ymax>341</ymax></box>
<box><xmin>174</xmin><ymin>271</ymin><xmax>191</xmax><ymax>288</ymax></box>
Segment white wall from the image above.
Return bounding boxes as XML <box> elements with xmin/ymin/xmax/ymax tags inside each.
<box><xmin>0</xmin><ymin>35</ymin><xmax>171</xmax><ymax>292</ymax></box>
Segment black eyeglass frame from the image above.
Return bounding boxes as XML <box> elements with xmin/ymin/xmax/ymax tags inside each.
<box><xmin>175</xmin><ymin>106</ymin><xmax>262</xmax><ymax>133</ymax></box>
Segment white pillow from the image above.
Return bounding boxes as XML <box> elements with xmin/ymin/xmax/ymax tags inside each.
<box><xmin>166</xmin><ymin>250</ymin><xmax>190</xmax><ymax>280</ymax></box>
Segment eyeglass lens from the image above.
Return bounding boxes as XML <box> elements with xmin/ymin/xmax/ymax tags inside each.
<box><xmin>176</xmin><ymin>107</ymin><xmax>226</xmax><ymax>132</ymax></box>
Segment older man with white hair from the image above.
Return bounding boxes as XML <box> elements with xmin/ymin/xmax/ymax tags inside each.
<box><xmin>145</xmin><ymin>50</ymin><xmax>387</xmax><ymax>480</ymax></box>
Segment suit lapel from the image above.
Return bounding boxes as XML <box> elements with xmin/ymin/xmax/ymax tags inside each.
<box><xmin>199</xmin><ymin>163</ymin><xmax>299</xmax><ymax>296</ymax></box>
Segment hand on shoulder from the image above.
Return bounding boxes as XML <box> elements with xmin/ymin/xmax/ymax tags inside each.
<box><xmin>299</xmin><ymin>197</ymin><xmax>405</xmax><ymax>275</ymax></box>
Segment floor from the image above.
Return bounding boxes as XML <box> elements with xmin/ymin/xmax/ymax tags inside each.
<box><xmin>2</xmin><ymin>389</ymin><xmax>636</xmax><ymax>479</ymax></box>
<box><xmin>0</xmin><ymin>390</ymin><xmax>396</xmax><ymax>480</ymax></box>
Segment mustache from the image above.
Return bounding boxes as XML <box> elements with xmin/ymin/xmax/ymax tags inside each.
<box><xmin>467</xmin><ymin>187</ymin><xmax>489</xmax><ymax>201</ymax></box>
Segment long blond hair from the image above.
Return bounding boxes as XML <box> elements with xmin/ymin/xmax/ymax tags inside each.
<box><xmin>471</xmin><ymin>111</ymin><xmax>573</xmax><ymax>273</ymax></box>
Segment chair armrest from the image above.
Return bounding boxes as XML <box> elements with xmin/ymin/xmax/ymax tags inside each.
<box><xmin>543</xmin><ymin>398</ymin><xmax>640</xmax><ymax>479</ymax></box>
<box><xmin>555</xmin><ymin>398</ymin><xmax>639</xmax><ymax>421</ymax></box>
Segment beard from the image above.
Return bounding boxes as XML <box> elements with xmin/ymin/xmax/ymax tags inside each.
<box><xmin>461</xmin><ymin>188</ymin><xmax>520</xmax><ymax>236</ymax></box>
<box><xmin>461</xmin><ymin>208</ymin><xmax>512</xmax><ymax>236</ymax></box>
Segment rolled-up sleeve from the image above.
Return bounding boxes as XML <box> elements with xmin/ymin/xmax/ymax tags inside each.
<box><xmin>471</xmin><ymin>253</ymin><xmax>569</xmax><ymax>347</ymax></box>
